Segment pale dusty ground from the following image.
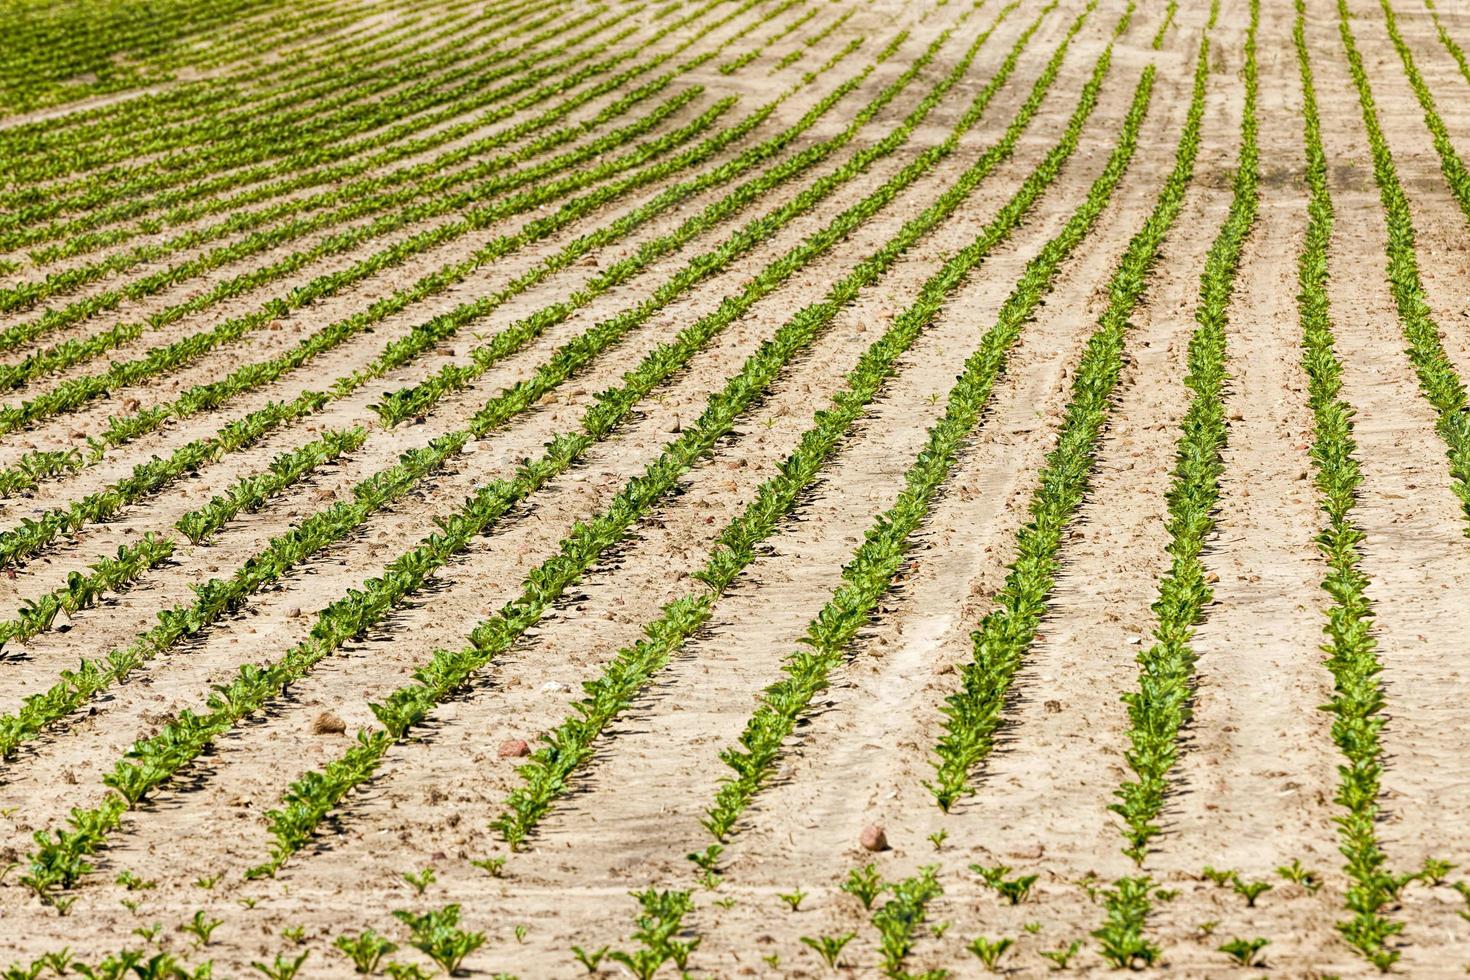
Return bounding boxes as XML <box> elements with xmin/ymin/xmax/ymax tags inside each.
<box><xmin>3</xmin><ymin>0</ymin><xmax>1470</xmax><ymax>976</ymax></box>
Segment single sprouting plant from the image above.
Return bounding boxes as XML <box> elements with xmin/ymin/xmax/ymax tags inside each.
<box><xmin>928</xmin><ymin>830</ymin><xmax>948</xmax><ymax>851</ymax></box>
<box><xmin>334</xmin><ymin>930</ymin><xmax>397</xmax><ymax>974</ymax></box>
<box><xmin>800</xmin><ymin>932</ymin><xmax>856</xmax><ymax>970</ymax></box>
<box><xmin>401</xmin><ymin>867</ymin><xmax>437</xmax><ymax>896</ymax></box>
<box><xmin>778</xmin><ymin>888</ymin><xmax>807</xmax><ymax>911</ymax></box>
<box><xmin>713</xmin><ymin>896</ymin><xmax>736</xmax><ymax>910</ymax></box>
<box><xmin>238</xmin><ymin>898</ymin><xmax>259</xmax><ymax>910</ymax></box>
<box><xmin>1218</xmin><ymin>937</ymin><xmax>1269</xmax><ymax>968</ymax></box>
<box><xmin>1420</xmin><ymin>858</ymin><xmax>1456</xmax><ymax>886</ymax></box>
<box><xmin>1153</xmin><ymin>887</ymin><xmax>1179</xmax><ymax>903</ymax></box>
<box><xmin>931</xmin><ymin>920</ymin><xmax>952</xmax><ymax>938</ymax></box>
<box><xmin>842</xmin><ymin>863</ymin><xmax>885</xmax><ymax>910</ymax></box>
<box><xmin>382</xmin><ymin>962</ymin><xmax>431</xmax><ymax>980</ymax></box>
<box><xmin>1023</xmin><ymin>921</ymin><xmax>1042</xmax><ymax>935</ymax></box>
<box><xmin>997</xmin><ymin>874</ymin><xmax>1039</xmax><ymax>905</ymax></box>
<box><xmin>37</xmin><ymin>949</ymin><xmax>72</xmax><ymax>976</ymax></box>
<box><xmin>970</xmin><ymin>864</ymin><xmax>1011</xmax><ymax>888</ymax></box>
<box><xmin>50</xmin><ymin>894</ymin><xmax>77</xmax><ymax>917</ymax></box>
<box><xmin>192</xmin><ymin>874</ymin><xmax>221</xmax><ymax>890</ymax></box>
<box><xmin>133</xmin><ymin>923</ymin><xmax>164</xmax><ymax>945</ymax></box>
<box><xmin>570</xmin><ymin>946</ymin><xmax>607</xmax><ymax>974</ymax></box>
<box><xmin>1232</xmin><ymin>877</ymin><xmax>1272</xmax><ymax>907</ymax></box>
<box><xmin>1201</xmin><ymin>866</ymin><xmax>1238</xmax><ymax>887</ymax></box>
<box><xmin>1197</xmin><ymin>920</ymin><xmax>1220</xmax><ymax>937</ymax></box>
<box><xmin>688</xmin><ymin>845</ymin><xmax>723</xmax><ymax>874</ymax></box>
<box><xmin>469</xmin><ymin>858</ymin><xmax>505</xmax><ymax>878</ymax></box>
<box><xmin>251</xmin><ymin>952</ymin><xmax>308</xmax><ymax>980</ymax></box>
<box><xmin>513</xmin><ymin>925</ymin><xmax>527</xmax><ymax>945</ymax></box>
<box><xmin>1276</xmin><ymin>858</ymin><xmax>1323</xmax><ymax>892</ymax></box>
<box><xmin>1040</xmin><ymin>940</ymin><xmax>1082</xmax><ymax>971</ymax></box>
<box><xmin>180</xmin><ymin>911</ymin><xmax>223</xmax><ymax>948</ymax></box>
<box><xmin>116</xmin><ymin>871</ymin><xmax>156</xmax><ymax>891</ymax></box>
<box><xmin>392</xmin><ymin>905</ymin><xmax>485</xmax><ymax>976</ymax></box>
<box><xmin>281</xmin><ymin>926</ymin><xmax>306</xmax><ymax>946</ymax></box>
<box><xmin>967</xmin><ymin>936</ymin><xmax>1014</xmax><ymax>972</ymax></box>
<box><xmin>761</xmin><ymin>954</ymin><xmax>780</xmax><ymax>969</ymax></box>
<box><xmin>121</xmin><ymin>898</ymin><xmax>142</xmax><ymax>914</ymax></box>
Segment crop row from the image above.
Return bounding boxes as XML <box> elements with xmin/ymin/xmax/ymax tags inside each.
<box><xmin>704</xmin><ymin>0</ymin><xmax>1137</xmax><ymax>850</ymax></box>
<box><xmin>5</xmin><ymin>0</ymin><xmax>579</xmax><ymax>258</ymax></box>
<box><xmin>719</xmin><ymin>1</ymin><xmax>819</xmax><ymax>73</ymax></box>
<box><xmin>1372</xmin><ymin>0</ymin><xmax>1470</xmax><ymax>229</ymax></box>
<box><xmin>0</xmin><ymin>4</ymin><xmax>581</xmax><ymax>316</ymax></box>
<box><xmin>929</xmin><ymin>0</ymin><xmax>1210</xmax><ymax>822</ymax></box>
<box><xmin>0</xmin><ymin>3</ymin><xmax>636</xmax><ymax>230</ymax></box>
<box><xmin>1335</xmin><ymin>0</ymin><xmax>1470</xmax><ymax>530</ymax></box>
<box><xmin>0</xmin><ymin>427</ymin><xmax>364</xmax><ymax>659</ymax></box>
<box><xmin>1110</xmin><ymin>0</ymin><xmax>1259</xmax><ymax>869</ymax></box>
<box><xmin>0</xmin><ymin>86</ymin><xmax>697</xmax><ymax>394</ymax></box>
<box><xmin>249</xmin><ymin>0</ymin><xmax>1035</xmax><ymax>869</ymax></box>
<box><xmin>3</xmin><ymin>0</ymin><xmax>543</xmax><ymax>186</ymax></box>
<box><xmin>1298</xmin><ymin>1</ymin><xmax>1402</xmax><ymax>968</ymax></box>
<box><xmin>3</xmin><ymin>0</ymin><xmax>766</xmax><ymax>248</ymax></box>
<box><xmin>0</xmin><ymin>95</ymin><xmax>734</xmax><ymax>439</ymax></box>
<box><xmin>0</xmin><ymin>36</ymin><xmax>868</xmax><ymax>577</ymax></box>
<box><xmin>0</xmin><ymin>44</ymin><xmax>877</xmax><ymax>763</ymax></box>
<box><xmin>12</xmin><ymin>18</ymin><xmax>958</xmax><ymax>894</ymax></box>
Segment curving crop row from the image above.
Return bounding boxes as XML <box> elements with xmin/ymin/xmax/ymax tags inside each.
<box><xmin>1336</xmin><ymin>0</ymin><xmax>1470</xmax><ymax>532</ymax></box>
<box><xmin>15</xmin><ymin>0</ymin><xmax>1048</xmax><ymax>896</ymax></box>
<box><xmin>719</xmin><ymin>0</ymin><xmax>818</xmax><ymax>73</ymax></box>
<box><xmin>2</xmin><ymin>0</ymin><xmax>763</xmax><ymax>248</ymax></box>
<box><xmin>0</xmin><ymin>84</ymin><xmax>694</xmax><ymax>375</ymax></box>
<box><xmin>0</xmin><ymin>38</ymin><xmax>870</xmax><ymax>593</ymax></box>
<box><xmin>1421</xmin><ymin>0</ymin><xmax>1470</xmax><ymax>87</ymax></box>
<box><xmin>6</xmin><ymin>1</ymin><xmax>633</xmax><ymax>261</ymax></box>
<box><xmin>0</xmin><ymin>18</ymin><xmax>891</xmax><ymax>823</ymax></box>
<box><xmin>929</xmin><ymin>7</ymin><xmax>1211</xmax><ymax>814</ymax></box>
<box><xmin>495</xmin><ymin>7</ymin><xmax>1158</xmax><ymax>859</ymax></box>
<box><xmin>1373</xmin><ymin>0</ymin><xmax>1470</xmax><ymax>227</ymax></box>
<box><xmin>372</xmin><ymin>8</ymin><xmax>1010</xmax><ymax>426</ymax></box>
<box><xmin>0</xmin><ymin>4</ymin><xmax>636</xmax><ymax>229</ymax></box>
<box><xmin>0</xmin><ymin>98</ymin><xmax>734</xmax><ymax>438</ymax></box>
<box><xmin>0</xmin><ymin>427</ymin><xmax>364</xmax><ymax>664</ymax></box>
<box><xmin>1111</xmin><ymin>0</ymin><xmax>1258</xmax><ymax>868</ymax></box>
<box><xmin>1296</xmin><ymin>2</ymin><xmax>1402</xmax><ymax>967</ymax></box>
<box><xmin>3</xmin><ymin>0</ymin><xmax>544</xmax><ymax>186</ymax></box>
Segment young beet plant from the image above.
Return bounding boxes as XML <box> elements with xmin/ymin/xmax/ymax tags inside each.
<box><xmin>392</xmin><ymin>905</ymin><xmax>485</xmax><ymax>976</ymax></box>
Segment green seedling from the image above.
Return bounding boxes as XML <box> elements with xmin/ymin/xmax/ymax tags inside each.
<box><xmin>251</xmin><ymin>952</ymin><xmax>308</xmax><ymax>980</ymax></box>
<box><xmin>469</xmin><ymin>858</ymin><xmax>506</xmax><ymax>878</ymax></box>
<box><xmin>570</xmin><ymin>946</ymin><xmax>606</xmax><ymax>973</ymax></box>
<box><xmin>1040</xmin><ymin>940</ymin><xmax>1081</xmax><ymax>970</ymax></box>
<box><xmin>393</xmin><ymin>905</ymin><xmax>485</xmax><ymax>976</ymax></box>
<box><xmin>179</xmin><ymin>911</ymin><xmax>223</xmax><ymax>947</ymax></box>
<box><xmin>778</xmin><ymin>888</ymin><xmax>806</xmax><ymax>911</ymax></box>
<box><xmin>115</xmin><ymin>871</ymin><xmax>156</xmax><ymax>891</ymax></box>
<box><xmin>800</xmin><ymin>933</ymin><xmax>856</xmax><ymax>970</ymax></box>
<box><xmin>1202</xmin><ymin>866</ymin><xmax>1238</xmax><ymax>887</ymax></box>
<box><xmin>1276</xmin><ymin>858</ymin><xmax>1323</xmax><ymax>892</ymax></box>
<box><xmin>1420</xmin><ymin>858</ymin><xmax>1455</xmax><ymax>886</ymax></box>
<box><xmin>842</xmin><ymin>863</ymin><xmax>885</xmax><ymax>909</ymax></box>
<box><xmin>334</xmin><ymin>930</ymin><xmax>397</xmax><ymax>974</ymax></box>
<box><xmin>1232</xmin><ymin>877</ymin><xmax>1272</xmax><ymax>907</ymax></box>
<box><xmin>1218</xmin><ymin>937</ymin><xmax>1269</xmax><ymax>968</ymax></box>
<box><xmin>966</xmin><ymin>936</ymin><xmax>1013</xmax><ymax>972</ymax></box>
<box><xmin>401</xmin><ymin>867</ymin><xmax>437</xmax><ymax>895</ymax></box>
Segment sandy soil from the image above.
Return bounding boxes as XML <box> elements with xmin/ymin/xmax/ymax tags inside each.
<box><xmin>4</xmin><ymin>0</ymin><xmax>1470</xmax><ymax>975</ymax></box>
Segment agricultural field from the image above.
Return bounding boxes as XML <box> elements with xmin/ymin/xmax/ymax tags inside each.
<box><xmin>4</xmin><ymin>0</ymin><xmax>1470</xmax><ymax>974</ymax></box>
